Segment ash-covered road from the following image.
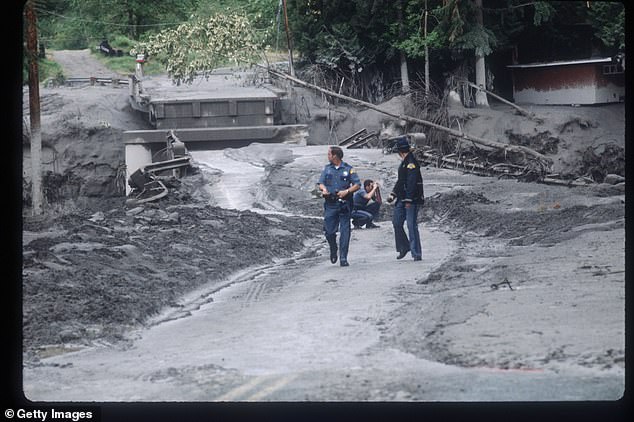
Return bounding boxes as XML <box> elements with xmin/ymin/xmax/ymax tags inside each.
<box><xmin>23</xmin><ymin>146</ymin><xmax>624</xmax><ymax>401</ymax></box>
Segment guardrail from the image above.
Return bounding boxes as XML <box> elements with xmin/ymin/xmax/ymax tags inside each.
<box><xmin>65</xmin><ymin>77</ymin><xmax>129</xmax><ymax>86</ymax></box>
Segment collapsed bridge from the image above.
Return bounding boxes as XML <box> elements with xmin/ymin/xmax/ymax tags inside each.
<box><xmin>123</xmin><ymin>65</ymin><xmax>307</xmax><ymax>196</ymax></box>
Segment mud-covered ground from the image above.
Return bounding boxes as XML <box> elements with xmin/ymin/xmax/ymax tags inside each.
<box><xmin>22</xmin><ymin>173</ymin><xmax>322</xmax><ymax>360</ymax></box>
<box><xmin>22</xmin><ymin>146</ymin><xmax>625</xmax><ymax>402</ymax></box>
<box><xmin>20</xmin><ymin>51</ymin><xmax>625</xmax><ymax>400</ymax></box>
<box><xmin>263</xmin><ymin>146</ymin><xmax>625</xmax><ymax>375</ymax></box>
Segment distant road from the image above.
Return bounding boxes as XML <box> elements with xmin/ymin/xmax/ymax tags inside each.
<box><xmin>49</xmin><ymin>49</ymin><xmax>121</xmax><ymax>79</ymax></box>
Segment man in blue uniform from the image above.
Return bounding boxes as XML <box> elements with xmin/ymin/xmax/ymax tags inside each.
<box><xmin>387</xmin><ymin>137</ymin><xmax>424</xmax><ymax>261</ymax></box>
<box><xmin>317</xmin><ymin>146</ymin><xmax>361</xmax><ymax>266</ymax></box>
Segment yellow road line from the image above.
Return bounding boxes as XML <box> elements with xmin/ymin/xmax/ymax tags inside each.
<box><xmin>214</xmin><ymin>375</ymin><xmax>273</xmax><ymax>401</ymax></box>
<box><xmin>215</xmin><ymin>374</ymin><xmax>297</xmax><ymax>401</ymax></box>
<box><xmin>245</xmin><ymin>374</ymin><xmax>297</xmax><ymax>401</ymax></box>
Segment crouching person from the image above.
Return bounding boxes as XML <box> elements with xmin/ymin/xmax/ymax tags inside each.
<box><xmin>352</xmin><ymin>179</ymin><xmax>382</xmax><ymax>229</ymax></box>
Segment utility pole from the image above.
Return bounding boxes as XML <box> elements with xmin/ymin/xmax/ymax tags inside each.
<box><xmin>275</xmin><ymin>0</ymin><xmax>282</xmax><ymax>52</ymax></box>
<box><xmin>423</xmin><ymin>0</ymin><xmax>429</xmax><ymax>97</ymax></box>
<box><xmin>25</xmin><ymin>0</ymin><xmax>43</xmax><ymax>215</ymax></box>
<box><xmin>282</xmin><ymin>0</ymin><xmax>295</xmax><ymax>77</ymax></box>
<box><xmin>398</xmin><ymin>0</ymin><xmax>410</xmax><ymax>94</ymax></box>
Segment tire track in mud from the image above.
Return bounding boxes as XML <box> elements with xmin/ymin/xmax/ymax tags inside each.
<box><xmin>241</xmin><ymin>279</ymin><xmax>269</xmax><ymax>307</ymax></box>
<box><xmin>139</xmin><ymin>146</ymin><xmax>326</xmax><ymax>326</ymax></box>
<box><xmin>192</xmin><ymin>148</ymin><xmax>507</xmax><ymax>378</ymax></box>
<box><xmin>144</xmin><ymin>236</ymin><xmax>324</xmax><ymax>326</ymax></box>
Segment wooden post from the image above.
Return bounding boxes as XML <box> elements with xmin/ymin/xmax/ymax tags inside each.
<box><xmin>25</xmin><ymin>1</ymin><xmax>43</xmax><ymax>215</ymax></box>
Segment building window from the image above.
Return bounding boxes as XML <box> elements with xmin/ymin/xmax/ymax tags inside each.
<box><xmin>603</xmin><ymin>64</ymin><xmax>624</xmax><ymax>75</ymax></box>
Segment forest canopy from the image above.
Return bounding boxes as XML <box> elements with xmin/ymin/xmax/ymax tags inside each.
<box><xmin>29</xmin><ymin>0</ymin><xmax>625</xmax><ymax>94</ymax></box>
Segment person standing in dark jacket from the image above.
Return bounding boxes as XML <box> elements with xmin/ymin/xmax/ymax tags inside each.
<box><xmin>387</xmin><ymin>137</ymin><xmax>424</xmax><ymax>261</ymax></box>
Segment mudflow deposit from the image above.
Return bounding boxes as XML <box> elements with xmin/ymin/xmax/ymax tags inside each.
<box><xmin>20</xmin><ymin>50</ymin><xmax>625</xmax><ymax>401</ymax></box>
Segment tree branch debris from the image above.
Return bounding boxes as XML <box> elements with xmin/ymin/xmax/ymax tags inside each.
<box><xmin>261</xmin><ymin>65</ymin><xmax>554</xmax><ymax>181</ymax></box>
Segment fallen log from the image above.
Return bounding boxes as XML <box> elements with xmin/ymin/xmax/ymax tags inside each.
<box><xmin>540</xmin><ymin>177</ymin><xmax>597</xmax><ymax>187</ymax></box>
<box><xmin>459</xmin><ymin>79</ymin><xmax>543</xmax><ymax>123</ymax></box>
<box><xmin>417</xmin><ymin>149</ymin><xmax>535</xmax><ymax>179</ymax></box>
<box><xmin>260</xmin><ymin>65</ymin><xmax>552</xmax><ymax>170</ymax></box>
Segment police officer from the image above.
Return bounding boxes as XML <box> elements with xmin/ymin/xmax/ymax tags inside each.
<box><xmin>317</xmin><ymin>146</ymin><xmax>361</xmax><ymax>266</ymax></box>
<box><xmin>387</xmin><ymin>137</ymin><xmax>424</xmax><ymax>261</ymax></box>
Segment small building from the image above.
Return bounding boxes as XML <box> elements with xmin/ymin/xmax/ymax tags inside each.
<box><xmin>507</xmin><ymin>57</ymin><xmax>625</xmax><ymax>105</ymax></box>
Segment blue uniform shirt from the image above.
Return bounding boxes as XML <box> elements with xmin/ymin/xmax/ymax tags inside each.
<box><xmin>318</xmin><ymin>161</ymin><xmax>361</xmax><ymax>197</ymax></box>
<box><xmin>353</xmin><ymin>186</ymin><xmax>369</xmax><ymax>208</ymax></box>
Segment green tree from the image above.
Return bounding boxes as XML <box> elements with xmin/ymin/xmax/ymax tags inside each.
<box><xmin>286</xmin><ymin>0</ymin><xmax>408</xmax><ymax>100</ymax></box>
<box><xmin>587</xmin><ymin>1</ymin><xmax>625</xmax><ymax>51</ymax></box>
<box><xmin>133</xmin><ymin>12</ymin><xmax>262</xmax><ymax>84</ymax></box>
<box><xmin>288</xmin><ymin>0</ymin><xmax>359</xmax><ymax>66</ymax></box>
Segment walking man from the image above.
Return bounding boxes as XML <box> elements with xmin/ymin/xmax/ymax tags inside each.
<box><xmin>317</xmin><ymin>146</ymin><xmax>361</xmax><ymax>266</ymax></box>
<box><xmin>387</xmin><ymin>137</ymin><xmax>425</xmax><ymax>261</ymax></box>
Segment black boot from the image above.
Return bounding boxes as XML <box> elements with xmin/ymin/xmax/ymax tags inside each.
<box><xmin>330</xmin><ymin>246</ymin><xmax>338</xmax><ymax>263</ymax></box>
<box><xmin>327</xmin><ymin>236</ymin><xmax>338</xmax><ymax>264</ymax></box>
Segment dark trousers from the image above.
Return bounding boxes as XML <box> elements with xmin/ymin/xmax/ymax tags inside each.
<box><xmin>323</xmin><ymin>200</ymin><xmax>352</xmax><ymax>261</ymax></box>
<box><xmin>392</xmin><ymin>200</ymin><xmax>422</xmax><ymax>258</ymax></box>
<box><xmin>351</xmin><ymin>201</ymin><xmax>380</xmax><ymax>226</ymax></box>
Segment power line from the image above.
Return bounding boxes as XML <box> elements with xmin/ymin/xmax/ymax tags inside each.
<box><xmin>34</xmin><ymin>7</ymin><xmax>185</xmax><ymax>28</ymax></box>
<box><xmin>37</xmin><ymin>35</ymin><xmax>115</xmax><ymax>44</ymax></box>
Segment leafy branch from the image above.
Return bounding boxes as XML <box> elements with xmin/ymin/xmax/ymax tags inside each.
<box><xmin>133</xmin><ymin>12</ymin><xmax>263</xmax><ymax>85</ymax></box>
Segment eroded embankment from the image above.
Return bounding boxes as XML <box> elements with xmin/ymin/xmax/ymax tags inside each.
<box><xmin>422</xmin><ymin>188</ymin><xmax>624</xmax><ymax>245</ymax></box>
<box><xmin>22</xmin><ymin>173</ymin><xmax>322</xmax><ymax>362</ymax></box>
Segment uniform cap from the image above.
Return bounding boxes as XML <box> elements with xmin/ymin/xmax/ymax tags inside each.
<box><xmin>396</xmin><ymin>136</ymin><xmax>410</xmax><ymax>152</ymax></box>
